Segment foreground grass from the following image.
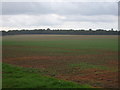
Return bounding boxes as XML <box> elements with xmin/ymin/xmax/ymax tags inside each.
<box><xmin>2</xmin><ymin>63</ymin><xmax>91</xmax><ymax>88</ymax></box>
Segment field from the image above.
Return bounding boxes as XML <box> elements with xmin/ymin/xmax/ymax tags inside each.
<box><xmin>2</xmin><ymin>35</ymin><xmax>118</xmax><ymax>88</ymax></box>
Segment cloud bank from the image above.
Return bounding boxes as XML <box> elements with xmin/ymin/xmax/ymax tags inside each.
<box><xmin>1</xmin><ymin>2</ymin><xmax>118</xmax><ymax>30</ymax></box>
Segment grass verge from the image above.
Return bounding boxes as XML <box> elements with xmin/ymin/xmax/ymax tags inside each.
<box><xmin>2</xmin><ymin>63</ymin><xmax>92</xmax><ymax>88</ymax></box>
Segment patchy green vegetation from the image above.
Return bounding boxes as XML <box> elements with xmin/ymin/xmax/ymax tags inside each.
<box><xmin>69</xmin><ymin>62</ymin><xmax>117</xmax><ymax>71</ymax></box>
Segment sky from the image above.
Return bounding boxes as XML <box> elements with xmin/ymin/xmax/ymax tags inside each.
<box><xmin>0</xmin><ymin>0</ymin><xmax>118</xmax><ymax>31</ymax></box>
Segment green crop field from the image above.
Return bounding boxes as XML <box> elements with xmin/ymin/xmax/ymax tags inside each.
<box><xmin>2</xmin><ymin>35</ymin><xmax>118</xmax><ymax>88</ymax></box>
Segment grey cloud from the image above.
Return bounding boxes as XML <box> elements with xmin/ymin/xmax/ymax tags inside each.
<box><xmin>2</xmin><ymin>2</ymin><xmax>118</xmax><ymax>16</ymax></box>
<box><xmin>2</xmin><ymin>14</ymin><xmax>65</xmax><ymax>27</ymax></box>
<box><xmin>1</xmin><ymin>2</ymin><xmax>117</xmax><ymax>30</ymax></box>
<box><xmin>64</xmin><ymin>15</ymin><xmax>117</xmax><ymax>22</ymax></box>
<box><xmin>2</xmin><ymin>2</ymin><xmax>51</xmax><ymax>15</ymax></box>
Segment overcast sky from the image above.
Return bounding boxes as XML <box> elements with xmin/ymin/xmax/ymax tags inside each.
<box><xmin>0</xmin><ymin>1</ymin><xmax>118</xmax><ymax>31</ymax></box>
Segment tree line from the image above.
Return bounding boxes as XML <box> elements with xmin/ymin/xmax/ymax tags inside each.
<box><xmin>1</xmin><ymin>28</ymin><xmax>119</xmax><ymax>36</ymax></box>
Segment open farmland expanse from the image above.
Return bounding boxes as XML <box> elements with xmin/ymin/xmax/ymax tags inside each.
<box><xmin>2</xmin><ymin>35</ymin><xmax>118</xmax><ymax>88</ymax></box>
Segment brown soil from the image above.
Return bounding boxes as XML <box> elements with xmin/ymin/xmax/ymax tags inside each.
<box><xmin>56</xmin><ymin>69</ymin><xmax>118</xmax><ymax>88</ymax></box>
<box><xmin>3</xmin><ymin>54</ymin><xmax>118</xmax><ymax>88</ymax></box>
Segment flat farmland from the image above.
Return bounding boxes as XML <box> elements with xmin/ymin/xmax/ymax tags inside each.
<box><xmin>3</xmin><ymin>35</ymin><xmax>118</xmax><ymax>88</ymax></box>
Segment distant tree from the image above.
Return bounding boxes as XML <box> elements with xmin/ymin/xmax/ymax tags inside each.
<box><xmin>2</xmin><ymin>28</ymin><xmax>119</xmax><ymax>36</ymax></box>
<box><xmin>89</xmin><ymin>29</ymin><xmax>92</xmax><ymax>31</ymax></box>
<box><xmin>111</xmin><ymin>28</ymin><xmax>114</xmax><ymax>31</ymax></box>
<box><xmin>80</xmin><ymin>29</ymin><xmax>85</xmax><ymax>31</ymax></box>
<box><xmin>47</xmin><ymin>28</ymin><xmax>51</xmax><ymax>31</ymax></box>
